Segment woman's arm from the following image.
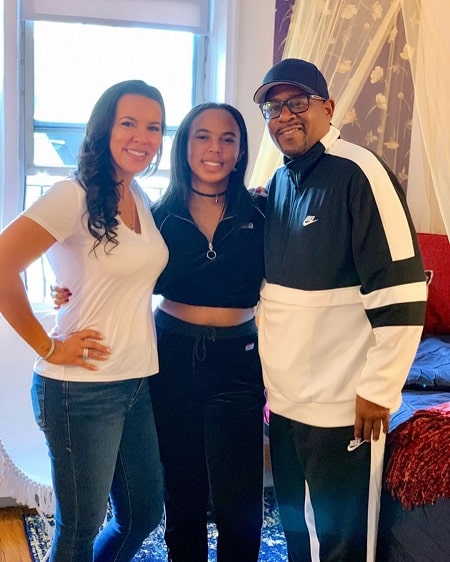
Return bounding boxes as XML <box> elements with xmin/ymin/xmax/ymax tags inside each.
<box><xmin>0</xmin><ymin>216</ymin><xmax>109</xmax><ymax>369</ymax></box>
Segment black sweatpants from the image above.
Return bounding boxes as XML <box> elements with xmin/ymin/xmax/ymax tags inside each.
<box><xmin>149</xmin><ymin>309</ymin><xmax>266</xmax><ymax>562</ymax></box>
<box><xmin>269</xmin><ymin>412</ymin><xmax>385</xmax><ymax>562</ymax></box>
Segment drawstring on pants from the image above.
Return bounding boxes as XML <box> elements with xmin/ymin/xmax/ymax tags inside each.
<box><xmin>192</xmin><ymin>327</ymin><xmax>216</xmax><ymax>369</ymax></box>
<box><xmin>154</xmin><ymin>307</ymin><xmax>258</xmax><ymax>371</ymax></box>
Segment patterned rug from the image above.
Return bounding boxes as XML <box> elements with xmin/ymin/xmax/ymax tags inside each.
<box><xmin>24</xmin><ymin>487</ymin><xmax>288</xmax><ymax>561</ymax></box>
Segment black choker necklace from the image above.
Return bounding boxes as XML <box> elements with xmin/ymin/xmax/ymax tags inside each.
<box><xmin>190</xmin><ymin>186</ymin><xmax>227</xmax><ymax>203</ymax></box>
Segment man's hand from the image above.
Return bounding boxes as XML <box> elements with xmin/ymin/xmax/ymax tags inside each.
<box><xmin>354</xmin><ymin>395</ymin><xmax>390</xmax><ymax>442</ymax></box>
<box><xmin>248</xmin><ymin>186</ymin><xmax>268</xmax><ymax>196</ymax></box>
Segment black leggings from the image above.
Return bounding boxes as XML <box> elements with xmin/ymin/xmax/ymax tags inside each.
<box><xmin>149</xmin><ymin>309</ymin><xmax>266</xmax><ymax>562</ymax></box>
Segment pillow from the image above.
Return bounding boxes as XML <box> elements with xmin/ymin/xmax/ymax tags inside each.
<box><xmin>417</xmin><ymin>233</ymin><xmax>450</xmax><ymax>334</ymax></box>
<box><xmin>404</xmin><ymin>334</ymin><xmax>450</xmax><ymax>389</ymax></box>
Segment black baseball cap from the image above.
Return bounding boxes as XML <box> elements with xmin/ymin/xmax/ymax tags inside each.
<box><xmin>253</xmin><ymin>58</ymin><xmax>329</xmax><ymax>103</ymax></box>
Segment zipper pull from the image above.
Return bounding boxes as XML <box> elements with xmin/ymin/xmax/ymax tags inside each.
<box><xmin>206</xmin><ymin>241</ymin><xmax>217</xmax><ymax>260</ymax></box>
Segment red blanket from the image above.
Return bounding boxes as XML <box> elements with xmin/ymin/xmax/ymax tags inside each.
<box><xmin>385</xmin><ymin>401</ymin><xmax>450</xmax><ymax>509</ymax></box>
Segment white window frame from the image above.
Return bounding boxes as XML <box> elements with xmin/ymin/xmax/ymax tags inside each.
<box><xmin>0</xmin><ymin>0</ymin><xmax>239</xmax><ymax>230</ymax></box>
<box><xmin>21</xmin><ymin>0</ymin><xmax>211</xmax><ymax>33</ymax></box>
<box><xmin>23</xmin><ymin>21</ymin><xmax>202</xmax><ymax>196</ymax></box>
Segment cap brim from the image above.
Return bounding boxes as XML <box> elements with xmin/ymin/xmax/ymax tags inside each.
<box><xmin>253</xmin><ymin>81</ymin><xmax>318</xmax><ymax>104</ymax></box>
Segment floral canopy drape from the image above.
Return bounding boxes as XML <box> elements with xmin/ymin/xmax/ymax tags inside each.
<box><xmin>250</xmin><ymin>0</ymin><xmax>450</xmax><ymax>237</ymax></box>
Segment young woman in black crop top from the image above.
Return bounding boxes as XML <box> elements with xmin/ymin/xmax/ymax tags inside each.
<box><xmin>150</xmin><ymin>103</ymin><xmax>266</xmax><ymax>562</ymax></box>
<box><xmin>52</xmin><ymin>102</ymin><xmax>266</xmax><ymax>561</ymax></box>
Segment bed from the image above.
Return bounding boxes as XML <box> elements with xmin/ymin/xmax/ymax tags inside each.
<box><xmin>376</xmin><ymin>233</ymin><xmax>450</xmax><ymax>562</ymax></box>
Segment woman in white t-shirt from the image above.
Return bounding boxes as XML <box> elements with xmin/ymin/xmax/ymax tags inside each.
<box><xmin>0</xmin><ymin>80</ymin><xmax>168</xmax><ymax>561</ymax></box>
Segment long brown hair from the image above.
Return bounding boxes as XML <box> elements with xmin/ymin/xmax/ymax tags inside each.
<box><xmin>154</xmin><ymin>102</ymin><xmax>255</xmax><ymax>227</ymax></box>
<box><xmin>76</xmin><ymin>80</ymin><xmax>166</xmax><ymax>253</ymax></box>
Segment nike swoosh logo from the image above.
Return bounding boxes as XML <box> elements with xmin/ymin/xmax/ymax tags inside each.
<box><xmin>303</xmin><ymin>216</ymin><xmax>318</xmax><ymax>227</ymax></box>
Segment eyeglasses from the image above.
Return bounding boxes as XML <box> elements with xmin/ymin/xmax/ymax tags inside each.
<box><xmin>259</xmin><ymin>93</ymin><xmax>326</xmax><ymax>121</ymax></box>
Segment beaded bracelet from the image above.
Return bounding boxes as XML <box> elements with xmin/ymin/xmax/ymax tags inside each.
<box><xmin>43</xmin><ymin>337</ymin><xmax>55</xmax><ymax>360</ymax></box>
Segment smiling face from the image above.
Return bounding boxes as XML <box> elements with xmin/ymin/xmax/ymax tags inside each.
<box><xmin>187</xmin><ymin>108</ymin><xmax>242</xmax><ymax>193</ymax></box>
<box><xmin>110</xmin><ymin>94</ymin><xmax>163</xmax><ymax>186</ymax></box>
<box><xmin>266</xmin><ymin>84</ymin><xmax>334</xmax><ymax>159</ymax></box>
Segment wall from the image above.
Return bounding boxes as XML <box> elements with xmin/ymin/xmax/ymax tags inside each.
<box><xmin>0</xmin><ymin>311</ymin><xmax>55</xmax><ymax>505</ymax></box>
<box><xmin>233</xmin><ymin>0</ymin><xmax>276</xmax><ymax>183</ymax></box>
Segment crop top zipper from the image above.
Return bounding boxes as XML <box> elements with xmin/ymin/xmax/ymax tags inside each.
<box><xmin>168</xmin><ymin>213</ymin><xmax>234</xmax><ymax>261</ymax></box>
<box><xmin>206</xmin><ymin>215</ymin><xmax>233</xmax><ymax>260</ymax></box>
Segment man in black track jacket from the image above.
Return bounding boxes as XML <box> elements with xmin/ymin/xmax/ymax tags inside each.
<box><xmin>253</xmin><ymin>58</ymin><xmax>427</xmax><ymax>562</ymax></box>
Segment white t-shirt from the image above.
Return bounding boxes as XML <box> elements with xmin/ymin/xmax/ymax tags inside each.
<box><xmin>23</xmin><ymin>178</ymin><xmax>168</xmax><ymax>382</ymax></box>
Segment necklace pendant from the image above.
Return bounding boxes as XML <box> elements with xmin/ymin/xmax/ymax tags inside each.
<box><xmin>190</xmin><ymin>186</ymin><xmax>228</xmax><ymax>200</ymax></box>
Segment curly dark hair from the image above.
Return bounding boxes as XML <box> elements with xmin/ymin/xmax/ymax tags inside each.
<box><xmin>75</xmin><ymin>80</ymin><xmax>166</xmax><ymax>253</ymax></box>
<box><xmin>154</xmin><ymin>102</ymin><xmax>255</xmax><ymax>227</ymax></box>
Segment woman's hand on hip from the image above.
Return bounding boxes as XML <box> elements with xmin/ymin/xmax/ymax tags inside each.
<box><xmin>47</xmin><ymin>329</ymin><xmax>111</xmax><ymax>370</ymax></box>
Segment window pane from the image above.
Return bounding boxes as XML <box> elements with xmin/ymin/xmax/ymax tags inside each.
<box><xmin>33</xmin><ymin>21</ymin><xmax>194</xmax><ymax>126</ymax></box>
<box><xmin>29</xmin><ymin>20</ymin><xmax>194</xmax><ymax>188</ymax></box>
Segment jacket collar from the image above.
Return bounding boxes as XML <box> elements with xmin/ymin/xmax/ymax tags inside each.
<box><xmin>284</xmin><ymin>125</ymin><xmax>340</xmax><ymax>189</ymax></box>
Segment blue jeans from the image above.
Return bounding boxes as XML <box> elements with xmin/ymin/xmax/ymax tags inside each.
<box><xmin>31</xmin><ymin>374</ymin><xmax>163</xmax><ymax>562</ymax></box>
<box><xmin>149</xmin><ymin>309</ymin><xmax>265</xmax><ymax>562</ymax></box>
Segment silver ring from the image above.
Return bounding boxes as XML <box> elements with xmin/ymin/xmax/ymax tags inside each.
<box><xmin>82</xmin><ymin>348</ymin><xmax>89</xmax><ymax>360</ymax></box>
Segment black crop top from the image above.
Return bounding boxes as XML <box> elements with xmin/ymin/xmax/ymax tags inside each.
<box><xmin>153</xmin><ymin>196</ymin><xmax>265</xmax><ymax>308</ymax></box>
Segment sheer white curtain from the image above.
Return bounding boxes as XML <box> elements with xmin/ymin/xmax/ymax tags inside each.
<box><xmin>250</xmin><ymin>0</ymin><xmax>449</xmax><ymax>237</ymax></box>
<box><xmin>250</xmin><ymin>0</ymin><xmax>404</xmax><ymax>186</ymax></box>
<box><xmin>401</xmin><ymin>0</ymin><xmax>449</xmax><ymax>235</ymax></box>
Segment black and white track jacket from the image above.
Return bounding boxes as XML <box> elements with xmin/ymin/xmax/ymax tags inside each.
<box><xmin>259</xmin><ymin>125</ymin><xmax>427</xmax><ymax>427</ymax></box>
